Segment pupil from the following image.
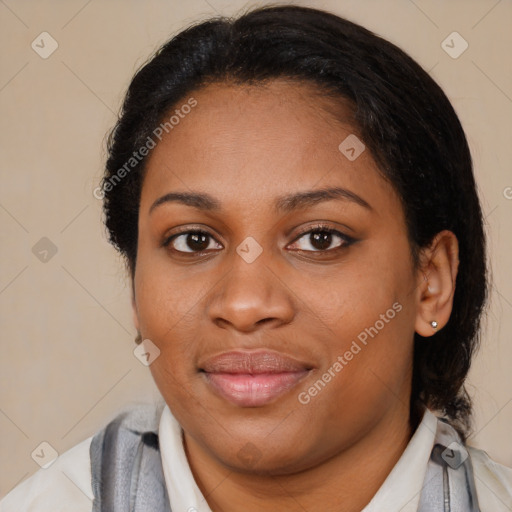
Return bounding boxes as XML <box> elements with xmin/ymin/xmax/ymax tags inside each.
<box><xmin>312</xmin><ymin>231</ymin><xmax>332</xmax><ymax>250</ymax></box>
<box><xmin>188</xmin><ymin>233</ymin><xmax>208</xmax><ymax>251</ymax></box>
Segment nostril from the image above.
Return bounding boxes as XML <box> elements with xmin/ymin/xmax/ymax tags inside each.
<box><xmin>256</xmin><ymin>317</ymin><xmax>276</xmax><ymax>325</ymax></box>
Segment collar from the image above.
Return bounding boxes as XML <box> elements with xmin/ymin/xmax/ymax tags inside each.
<box><xmin>362</xmin><ymin>407</ymin><xmax>439</xmax><ymax>512</ymax></box>
<box><xmin>159</xmin><ymin>405</ymin><xmax>213</xmax><ymax>512</ymax></box>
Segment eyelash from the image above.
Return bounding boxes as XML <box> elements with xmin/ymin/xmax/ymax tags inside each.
<box><xmin>162</xmin><ymin>223</ymin><xmax>356</xmax><ymax>257</ymax></box>
<box><xmin>291</xmin><ymin>224</ymin><xmax>356</xmax><ymax>253</ymax></box>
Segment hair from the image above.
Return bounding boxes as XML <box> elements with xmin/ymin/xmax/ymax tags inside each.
<box><xmin>101</xmin><ymin>4</ymin><xmax>487</xmax><ymax>441</ymax></box>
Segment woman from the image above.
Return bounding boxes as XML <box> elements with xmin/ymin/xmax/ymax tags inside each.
<box><xmin>2</xmin><ymin>4</ymin><xmax>511</xmax><ymax>511</ymax></box>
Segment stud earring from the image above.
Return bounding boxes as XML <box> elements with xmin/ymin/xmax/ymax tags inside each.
<box><xmin>135</xmin><ymin>332</ymin><xmax>142</xmax><ymax>344</ymax></box>
<box><xmin>431</xmin><ymin>321</ymin><xmax>438</xmax><ymax>329</ymax></box>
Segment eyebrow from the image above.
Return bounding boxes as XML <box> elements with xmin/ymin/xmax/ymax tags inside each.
<box><xmin>149</xmin><ymin>186</ymin><xmax>372</xmax><ymax>215</ymax></box>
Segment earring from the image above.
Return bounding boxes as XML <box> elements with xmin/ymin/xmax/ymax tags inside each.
<box><xmin>431</xmin><ymin>321</ymin><xmax>438</xmax><ymax>329</ymax></box>
<box><xmin>135</xmin><ymin>332</ymin><xmax>142</xmax><ymax>344</ymax></box>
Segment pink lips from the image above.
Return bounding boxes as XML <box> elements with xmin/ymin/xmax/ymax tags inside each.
<box><xmin>200</xmin><ymin>350</ymin><xmax>312</xmax><ymax>407</ymax></box>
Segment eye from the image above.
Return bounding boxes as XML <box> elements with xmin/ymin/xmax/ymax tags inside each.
<box><xmin>163</xmin><ymin>229</ymin><xmax>222</xmax><ymax>254</ymax></box>
<box><xmin>162</xmin><ymin>224</ymin><xmax>355</xmax><ymax>257</ymax></box>
<box><xmin>288</xmin><ymin>224</ymin><xmax>355</xmax><ymax>253</ymax></box>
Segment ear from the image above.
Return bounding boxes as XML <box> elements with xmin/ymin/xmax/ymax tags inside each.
<box><xmin>414</xmin><ymin>230</ymin><xmax>459</xmax><ymax>337</ymax></box>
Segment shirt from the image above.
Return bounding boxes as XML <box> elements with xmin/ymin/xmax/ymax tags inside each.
<box><xmin>1</xmin><ymin>405</ymin><xmax>511</xmax><ymax>511</ymax></box>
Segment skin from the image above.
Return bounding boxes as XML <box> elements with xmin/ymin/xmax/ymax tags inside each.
<box><xmin>132</xmin><ymin>79</ymin><xmax>459</xmax><ymax>511</ymax></box>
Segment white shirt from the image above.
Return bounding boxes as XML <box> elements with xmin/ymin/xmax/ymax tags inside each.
<box><xmin>1</xmin><ymin>405</ymin><xmax>511</xmax><ymax>511</ymax></box>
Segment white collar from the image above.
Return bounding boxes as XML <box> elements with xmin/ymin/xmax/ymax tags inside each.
<box><xmin>362</xmin><ymin>407</ymin><xmax>438</xmax><ymax>511</ymax></box>
<box><xmin>159</xmin><ymin>405</ymin><xmax>213</xmax><ymax>512</ymax></box>
<box><xmin>159</xmin><ymin>404</ymin><xmax>438</xmax><ymax>512</ymax></box>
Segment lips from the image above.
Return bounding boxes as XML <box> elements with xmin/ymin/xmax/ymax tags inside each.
<box><xmin>200</xmin><ymin>350</ymin><xmax>312</xmax><ymax>407</ymax></box>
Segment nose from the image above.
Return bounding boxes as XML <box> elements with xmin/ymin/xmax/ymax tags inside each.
<box><xmin>206</xmin><ymin>250</ymin><xmax>295</xmax><ymax>333</ymax></box>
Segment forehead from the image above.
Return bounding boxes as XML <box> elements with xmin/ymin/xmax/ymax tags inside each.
<box><xmin>141</xmin><ymin>79</ymin><xmax>397</xmax><ymax>214</ymax></box>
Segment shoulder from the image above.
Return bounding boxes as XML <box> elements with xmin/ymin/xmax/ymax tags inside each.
<box><xmin>0</xmin><ymin>401</ymin><xmax>166</xmax><ymax>512</ymax></box>
<box><xmin>468</xmin><ymin>445</ymin><xmax>512</xmax><ymax>511</ymax></box>
<box><xmin>0</xmin><ymin>436</ymin><xmax>93</xmax><ymax>512</ymax></box>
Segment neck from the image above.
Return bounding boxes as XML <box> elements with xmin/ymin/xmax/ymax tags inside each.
<box><xmin>183</xmin><ymin>406</ymin><xmax>420</xmax><ymax>512</ymax></box>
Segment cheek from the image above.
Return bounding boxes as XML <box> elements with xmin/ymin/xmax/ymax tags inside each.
<box><xmin>294</xmin><ymin>237</ymin><xmax>416</xmax><ymax>411</ymax></box>
<box><xmin>290</xmin><ymin>234</ymin><xmax>414</xmax><ymax>340</ymax></box>
<box><xmin>133</xmin><ymin>246</ymin><xmax>211</xmax><ymax>390</ymax></box>
<box><xmin>296</xmin><ymin>304</ymin><xmax>415</xmax><ymax>445</ymax></box>
<box><xmin>134</xmin><ymin>241</ymin><xmax>206</xmax><ymax>339</ymax></box>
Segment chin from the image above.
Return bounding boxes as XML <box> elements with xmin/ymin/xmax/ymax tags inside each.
<box><xmin>221</xmin><ymin>447</ymin><xmax>317</xmax><ymax>476</ymax></box>
<box><xmin>200</xmin><ymin>425</ymin><xmax>328</xmax><ymax>477</ymax></box>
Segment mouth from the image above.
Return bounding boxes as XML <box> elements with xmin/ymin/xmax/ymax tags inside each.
<box><xmin>199</xmin><ymin>350</ymin><xmax>313</xmax><ymax>407</ymax></box>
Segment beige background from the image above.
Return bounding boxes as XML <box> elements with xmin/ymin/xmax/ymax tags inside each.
<box><xmin>1</xmin><ymin>0</ymin><xmax>511</xmax><ymax>499</ymax></box>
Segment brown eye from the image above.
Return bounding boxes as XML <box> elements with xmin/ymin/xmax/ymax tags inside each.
<box><xmin>165</xmin><ymin>230</ymin><xmax>222</xmax><ymax>253</ymax></box>
<box><xmin>309</xmin><ymin>231</ymin><xmax>334</xmax><ymax>251</ymax></box>
<box><xmin>289</xmin><ymin>226</ymin><xmax>354</xmax><ymax>253</ymax></box>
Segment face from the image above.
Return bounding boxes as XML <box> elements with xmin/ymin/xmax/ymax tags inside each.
<box><xmin>133</xmin><ymin>79</ymin><xmax>421</xmax><ymax>475</ymax></box>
